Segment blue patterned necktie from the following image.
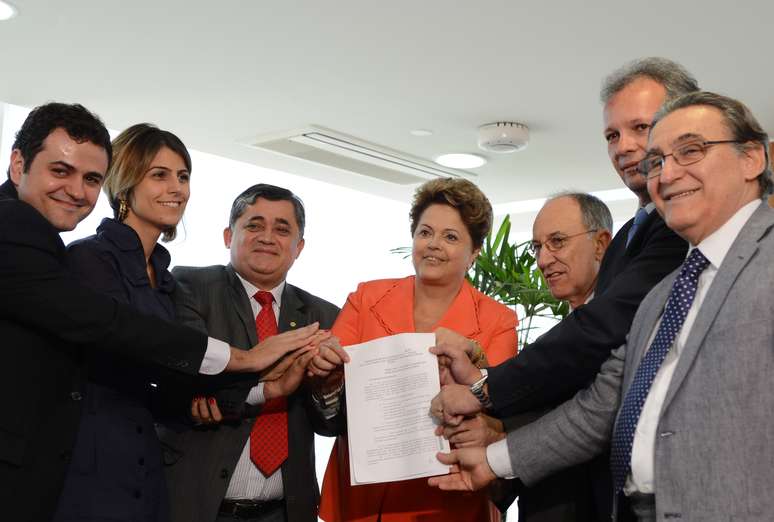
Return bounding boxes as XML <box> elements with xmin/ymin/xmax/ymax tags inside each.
<box><xmin>610</xmin><ymin>248</ymin><xmax>710</xmax><ymax>492</ymax></box>
<box><xmin>626</xmin><ymin>207</ymin><xmax>649</xmax><ymax>246</ymax></box>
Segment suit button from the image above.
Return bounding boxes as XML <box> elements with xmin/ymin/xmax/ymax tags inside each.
<box><xmin>136</xmin><ymin>425</ymin><xmax>144</xmax><ymax>434</ymax></box>
<box><xmin>70</xmin><ymin>392</ymin><xmax>83</xmax><ymax>401</ymax></box>
<box><xmin>133</xmin><ymin>490</ymin><xmax>142</xmax><ymax>499</ymax></box>
<box><xmin>138</xmin><ymin>457</ymin><xmax>145</xmax><ymax>466</ymax></box>
<box><xmin>220</xmin><ymin>468</ymin><xmax>229</xmax><ymax>479</ymax></box>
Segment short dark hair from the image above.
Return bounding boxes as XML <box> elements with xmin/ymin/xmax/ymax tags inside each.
<box><xmin>229</xmin><ymin>184</ymin><xmax>306</xmax><ymax>237</ymax></box>
<box><xmin>653</xmin><ymin>91</ymin><xmax>773</xmax><ymax>196</ymax></box>
<box><xmin>600</xmin><ymin>57</ymin><xmax>699</xmax><ymax>104</ymax></box>
<box><xmin>548</xmin><ymin>191</ymin><xmax>613</xmax><ymax>233</ymax></box>
<box><xmin>8</xmin><ymin>102</ymin><xmax>112</xmax><ymax>179</ymax></box>
<box><xmin>410</xmin><ymin>178</ymin><xmax>493</xmax><ymax>249</ymax></box>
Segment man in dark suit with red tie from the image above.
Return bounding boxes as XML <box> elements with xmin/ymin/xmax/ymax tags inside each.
<box><xmin>0</xmin><ymin>104</ymin><xmax>316</xmax><ymax>522</ymax></box>
<box><xmin>161</xmin><ymin>184</ymin><xmax>341</xmax><ymax>522</ymax></box>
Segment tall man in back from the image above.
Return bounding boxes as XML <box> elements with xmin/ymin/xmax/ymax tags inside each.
<box><xmin>431</xmin><ymin>58</ymin><xmax>695</xmax><ymax>520</ymax></box>
<box><xmin>431</xmin><ymin>90</ymin><xmax>774</xmax><ymax>521</ymax></box>
<box><xmin>162</xmin><ymin>184</ymin><xmax>340</xmax><ymax>522</ymax></box>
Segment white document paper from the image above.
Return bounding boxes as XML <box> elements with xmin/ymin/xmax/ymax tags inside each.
<box><xmin>344</xmin><ymin>332</ymin><xmax>450</xmax><ymax>485</ymax></box>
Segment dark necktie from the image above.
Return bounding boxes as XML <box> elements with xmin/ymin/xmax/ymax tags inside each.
<box><xmin>626</xmin><ymin>207</ymin><xmax>649</xmax><ymax>247</ymax></box>
<box><xmin>249</xmin><ymin>290</ymin><xmax>288</xmax><ymax>476</ymax></box>
<box><xmin>610</xmin><ymin>248</ymin><xmax>710</xmax><ymax>492</ymax></box>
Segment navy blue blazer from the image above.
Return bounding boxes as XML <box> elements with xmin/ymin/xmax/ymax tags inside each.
<box><xmin>53</xmin><ymin>218</ymin><xmax>182</xmax><ymax>522</ymax></box>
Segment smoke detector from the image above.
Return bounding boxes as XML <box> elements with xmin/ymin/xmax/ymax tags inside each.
<box><xmin>477</xmin><ymin>122</ymin><xmax>529</xmax><ymax>153</ymax></box>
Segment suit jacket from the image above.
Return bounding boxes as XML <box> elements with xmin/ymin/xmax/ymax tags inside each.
<box><xmin>0</xmin><ymin>182</ymin><xmax>207</xmax><ymax>522</ymax></box>
<box><xmin>505</xmin><ymin>203</ymin><xmax>774</xmax><ymax>520</ymax></box>
<box><xmin>161</xmin><ymin>264</ymin><xmax>340</xmax><ymax>522</ymax></box>
<box><xmin>489</xmin><ymin>209</ymin><xmax>687</xmax><ymax>521</ymax></box>
<box><xmin>318</xmin><ymin>276</ymin><xmax>518</xmax><ymax>522</ymax></box>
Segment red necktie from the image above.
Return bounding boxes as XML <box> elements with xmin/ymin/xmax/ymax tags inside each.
<box><xmin>249</xmin><ymin>290</ymin><xmax>288</xmax><ymax>476</ymax></box>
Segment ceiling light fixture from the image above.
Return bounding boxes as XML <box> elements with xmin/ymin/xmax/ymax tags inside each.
<box><xmin>0</xmin><ymin>1</ymin><xmax>17</xmax><ymax>21</ymax></box>
<box><xmin>410</xmin><ymin>129</ymin><xmax>433</xmax><ymax>136</ymax></box>
<box><xmin>435</xmin><ymin>153</ymin><xmax>487</xmax><ymax>169</ymax></box>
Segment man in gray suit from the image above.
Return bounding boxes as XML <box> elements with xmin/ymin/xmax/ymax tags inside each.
<box><xmin>429</xmin><ymin>92</ymin><xmax>774</xmax><ymax>521</ymax></box>
<box><xmin>161</xmin><ymin>184</ymin><xmax>341</xmax><ymax>522</ymax></box>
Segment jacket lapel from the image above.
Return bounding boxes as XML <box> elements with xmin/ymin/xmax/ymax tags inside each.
<box><xmin>369</xmin><ymin>277</ymin><xmax>482</xmax><ymax>337</ymax></box>
<box><xmin>226</xmin><ymin>265</ymin><xmax>258</xmax><ymax>347</ymax></box>
<box><xmin>661</xmin><ymin>204</ymin><xmax>774</xmax><ymax>412</ymax></box>
<box><xmin>370</xmin><ymin>278</ymin><xmax>415</xmax><ymax>335</ymax></box>
<box><xmin>278</xmin><ymin>283</ymin><xmax>307</xmax><ymax>333</ymax></box>
<box><xmin>625</xmin><ymin>210</ymin><xmax>657</xmax><ymax>254</ymax></box>
<box><xmin>437</xmin><ymin>281</ymin><xmax>482</xmax><ymax>338</ymax></box>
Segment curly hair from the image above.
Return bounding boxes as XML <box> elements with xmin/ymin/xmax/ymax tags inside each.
<box><xmin>409</xmin><ymin>178</ymin><xmax>493</xmax><ymax>249</ymax></box>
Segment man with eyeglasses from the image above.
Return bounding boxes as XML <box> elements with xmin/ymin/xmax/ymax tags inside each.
<box><xmin>530</xmin><ymin>193</ymin><xmax>613</xmax><ymax>310</ymax></box>
<box><xmin>430</xmin><ymin>90</ymin><xmax>774</xmax><ymax>520</ymax></box>
<box><xmin>430</xmin><ymin>58</ymin><xmax>693</xmax><ymax>521</ymax></box>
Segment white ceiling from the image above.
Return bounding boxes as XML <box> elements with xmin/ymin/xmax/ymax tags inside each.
<box><xmin>1</xmin><ymin>0</ymin><xmax>772</xmax><ymax>210</ymax></box>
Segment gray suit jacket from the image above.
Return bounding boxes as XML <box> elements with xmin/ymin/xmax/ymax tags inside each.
<box><xmin>505</xmin><ymin>203</ymin><xmax>774</xmax><ymax>521</ymax></box>
<box><xmin>160</xmin><ymin>265</ymin><xmax>340</xmax><ymax>522</ymax></box>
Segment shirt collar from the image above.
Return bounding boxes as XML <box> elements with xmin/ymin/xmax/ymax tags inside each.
<box><xmin>234</xmin><ymin>272</ymin><xmax>285</xmax><ymax>308</ymax></box>
<box><xmin>692</xmin><ymin>199</ymin><xmax>762</xmax><ymax>270</ymax></box>
<box><xmin>643</xmin><ymin>202</ymin><xmax>656</xmax><ymax>214</ymax></box>
<box><xmin>569</xmin><ymin>292</ymin><xmax>594</xmax><ymax>312</ymax></box>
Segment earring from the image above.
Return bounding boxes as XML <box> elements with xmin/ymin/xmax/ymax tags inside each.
<box><xmin>117</xmin><ymin>198</ymin><xmax>129</xmax><ymax>222</ymax></box>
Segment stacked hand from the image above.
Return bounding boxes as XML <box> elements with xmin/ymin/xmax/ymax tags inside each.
<box><xmin>307</xmin><ymin>336</ymin><xmax>350</xmax><ymax>393</ymax></box>
<box><xmin>225</xmin><ymin>322</ymin><xmax>321</xmax><ymax>372</ymax></box>
<box><xmin>195</xmin><ymin>326</ymin><xmax>338</xmax><ymax>423</ymax></box>
<box><xmin>426</xmin><ymin>329</ymin><xmax>502</xmax><ymax>493</ymax></box>
<box><xmin>427</xmin><ymin>447</ymin><xmax>496</xmax><ymax>492</ymax></box>
<box><xmin>431</xmin><ymin>328</ymin><xmax>483</xmax><ymax>386</ymax></box>
<box><xmin>435</xmin><ymin>413</ymin><xmax>505</xmax><ymax>447</ymax></box>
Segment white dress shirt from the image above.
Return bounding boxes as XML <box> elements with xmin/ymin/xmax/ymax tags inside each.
<box><xmin>486</xmin><ymin>201</ymin><xmax>760</xmax><ymax>481</ymax></box>
<box><xmin>224</xmin><ymin>275</ymin><xmax>285</xmax><ymax>501</ymax></box>
<box><xmin>625</xmin><ymin>199</ymin><xmax>761</xmax><ymax>494</ymax></box>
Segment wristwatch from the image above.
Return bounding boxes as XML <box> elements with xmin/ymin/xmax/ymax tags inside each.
<box><xmin>469</xmin><ymin>368</ymin><xmax>493</xmax><ymax>409</ymax></box>
<box><xmin>313</xmin><ymin>382</ymin><xmax>344</xmax><ymax>410</ymax></box>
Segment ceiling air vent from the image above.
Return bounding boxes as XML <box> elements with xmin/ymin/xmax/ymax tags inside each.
<box><xmin>248</xmin><ymin>126</ymin><xmax>475</xmax><ymax>185</ymax></box>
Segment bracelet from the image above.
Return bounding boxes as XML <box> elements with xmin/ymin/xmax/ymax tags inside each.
<box><xmin>469</xmin><ymin>339</ymin><xmax>489</xmax><ymax>369</ymax></box>
<box><xmin>470</xmin><ymin>368</ymin><xmax>493</xmax><ymax>409</ymax></box>
<box><xmin>313</xmin><ymin>381</ymin><xmax>344</xmax><ymax>409</ymax></box>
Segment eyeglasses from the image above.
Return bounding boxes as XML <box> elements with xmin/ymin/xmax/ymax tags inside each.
<box><xmin>528</xmin><ymin>229</ymin><xmax>597</xmax><ymax>256</ymax></box>
<box><xmin>638</xmin><ymin>140</ymin><xmax>743</xmax><ymax>179</ymax></box>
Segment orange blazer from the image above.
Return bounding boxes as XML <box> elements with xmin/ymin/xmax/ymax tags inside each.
<box><xmin>319</xmin><ymin>276</ymin><xmax>518</xmax><ymax>522</ymax></box>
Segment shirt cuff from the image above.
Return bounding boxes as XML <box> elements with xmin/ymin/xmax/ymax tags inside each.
<box><xmin>487</xmin><ymin>439</ymin><xmax>516</xmax><ymax>479</ymax></box>
<box><xmin>199</xmin><ymin>338</ymin><xmax>230</xmax><ymax>375</ymax></box>
<box><xmin>246</xmin><ymin>383</ymin><xmax>266</xmax><ymax>406</ymax></box>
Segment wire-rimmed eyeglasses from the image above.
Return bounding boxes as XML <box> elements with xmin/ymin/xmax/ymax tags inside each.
<box><xmin>638</xmin><ymin>140</ymin><xmax>743</xmax><ymax>179</ymax></box>
<box><xmin>528</xmin><ymin>229</ymin><xmax>598</xmax><ymax>256</ymax></box>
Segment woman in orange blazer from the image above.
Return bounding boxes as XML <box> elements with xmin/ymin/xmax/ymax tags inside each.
<box><xmin>313</xmin><ymin>178</ymin><xmax>518</xmax><ymax>522</ymax></box>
